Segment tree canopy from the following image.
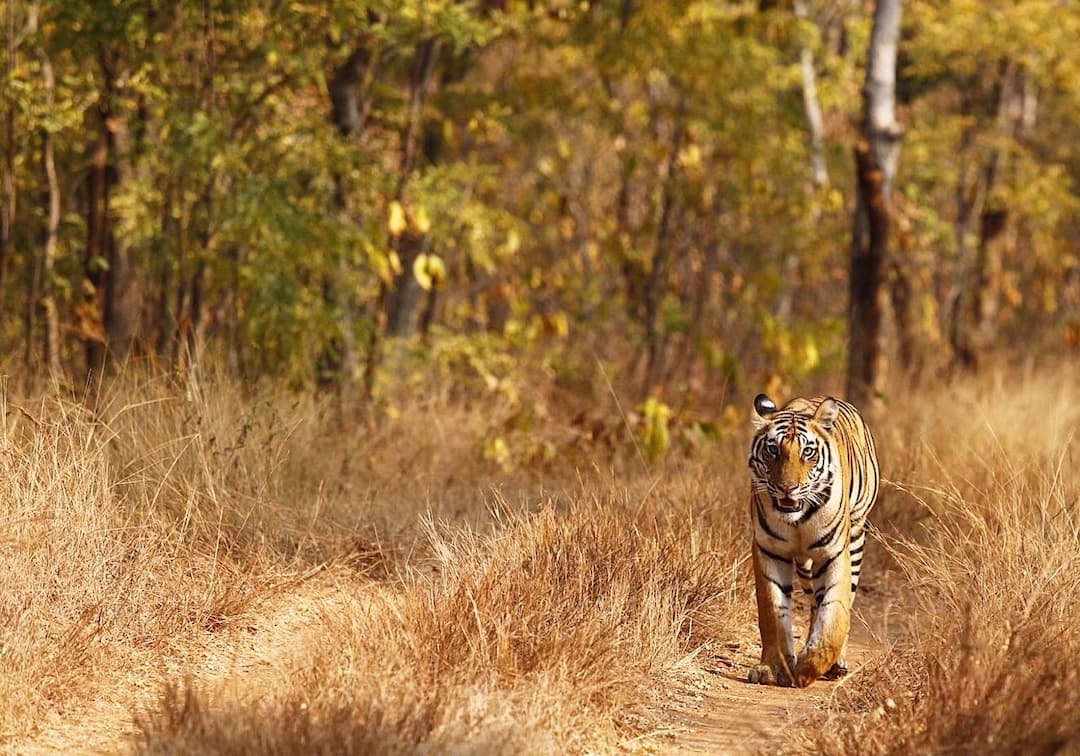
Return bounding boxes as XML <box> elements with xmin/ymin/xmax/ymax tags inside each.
<box><xmin>1</xmin><ymin>0</ymin><xmax>1078</xmax><ymax>405</ymax></box>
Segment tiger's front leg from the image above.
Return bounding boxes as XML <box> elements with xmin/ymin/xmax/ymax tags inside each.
<box><xmin>748</xmin><ymin>542</ymin><xmax>796</xmax><ymax>687</ymax></box>
<box><xmin>794</xmin><ymin>550</ymin><xmax>852</xmax><ymax>687</ymax></box>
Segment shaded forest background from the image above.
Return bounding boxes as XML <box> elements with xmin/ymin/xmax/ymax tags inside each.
<box><xmin>2</xmin><ymin>0</ymin><xmax>1079</xmax><ymax>419</ymax></box>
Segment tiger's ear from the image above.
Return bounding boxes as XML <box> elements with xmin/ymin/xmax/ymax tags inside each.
<box><xmin>752</xmin><ymin>393</ymin><xmax>777</xmax><ymax>429</ymax></box>
<box><xmin>813</xmin><ymin>397</ymin><xmax>839</xmax><ymax>433</ymax></box>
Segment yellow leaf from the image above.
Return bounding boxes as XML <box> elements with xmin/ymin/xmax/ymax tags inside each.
<box><xmin>388</xmin><ymin>201</ymin><xmax>407</xmax><ymax>236</ymax></box>
<box><xmin>550</xmin><ymin>311</ymin><xmax>568</xmax><ymax>339</ymax></box>
<box><xmin>412</xmin><ymin>253</ymin><xmax>445</xmax><ymax>291</ymax></box>
<box><xmin>504</xmin><ymin>229</ymin><xmax>521</xmax><ymax>255</ymax></box>
<box><xmin>640</xmin><ymin>398</ymin><xmax>672</xmax><ymax>463</ymax></box>
<box><xmin>801</xmin><ymin>338</ymin><xmax>820</xmax><ymax>372</ymax></box>
<box><xmin>413</xmin><ymin>206</ymin><xmax>432</xmax><ymax>234</ymax></box>
<box><xmin>413</xmin><ymin>254</ymin><xmax>433</xmax><ymax>290</ymax></box>
<box><xmin>425</xmin><ymin>253</ymin><xmax>446</xmax><ymax>286</ymax></box>
<box><xmin>372</xmin><ymin>251</ymin><xmax>394</xmax><ymax>285</ymax></box>
<box><xmin>484</xmin><ymin>436</ymin><xmax>512</xmax><ymax>470</ymax></box>
<box><xmin>678</xmin><ymin>144</ymin><xmax>702</xmax><ymax>170</ymax></box>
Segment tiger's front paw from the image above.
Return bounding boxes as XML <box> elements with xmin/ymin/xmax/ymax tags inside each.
<box><xmin>748</xmin><ymin>655</ymin><xmax>796</xmax><ymax>687</ymax></box>
<box><xmin>794</xmin><ymin>644</ymin><xmax>836</xmax><ymax>687</ymax></box>
<box><xmin>747</xmin><ymin>664</ymin><xmax>770</xmax><ymax>685</ymax></box>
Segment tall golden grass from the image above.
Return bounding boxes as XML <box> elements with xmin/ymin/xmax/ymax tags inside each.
<box><xmin>135</xmin><ymin>493</ymin><xmax>750</xmax><ymax>753</ymax></box>
<box><xmin>803</xmin><ymin>366</ymin><xmax>1080</xmax><ymax>753</ymax></box>
<box><xmin>3</xmin><ymin>362</ymin><xmax>1079</xmax><ymax>752</ymax></box>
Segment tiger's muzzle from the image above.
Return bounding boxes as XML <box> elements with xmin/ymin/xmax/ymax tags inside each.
<box><xmin>773</xmin><ymin>496</ymin><xmax>803</xmax><ymax>513</ymax></box>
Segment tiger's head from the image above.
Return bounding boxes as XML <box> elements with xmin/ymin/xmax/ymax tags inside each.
<box><xmin>748</xmin><ymin>393</ymin><xmax>839</xmax><ymax>514</ymax></box>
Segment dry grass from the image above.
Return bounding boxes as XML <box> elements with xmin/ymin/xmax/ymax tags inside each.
<box><xmin>1</xmin><ymin>362</ymin><xmax>752</xmax><ymax>751</ymax></box>
<box><xmin>0</xmin><ymin>387</ymin><xmax>258</xmax><ymax>739</ymax></box>
<box><xmin>802</xmin><ymin>366</ymin><xmax>1080</xmax><ymax>754</ymax></box>
<box><xmin>135</xmin><ymin>491</ymin><xmax>750</xmax><ymax>753</ymax></box>
<box><xmin>6</xmin><ymin>361</ymin><xmax>1080</xmax><ymax>753</ymax></box>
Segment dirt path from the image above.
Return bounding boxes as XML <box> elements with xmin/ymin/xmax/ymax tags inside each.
<box><xmin>13</xmin><ymin>573</ymin><xmax>897</xmax><ymax>755</ymax></box>
<box><xmin>666</xmin><ymin>589</ymin><xmax>894</xmax><ymax>754</ymax></box>
<box><xmin>14</xmin><ymin>570</ymin><xmax>354</xmax><ymax>756</ymax></box>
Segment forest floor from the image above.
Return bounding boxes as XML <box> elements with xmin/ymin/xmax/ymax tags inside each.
<box><xmin>15</xmin><ymin>568</ymin><xmax>896</xmax><ymax>755</ymax></box>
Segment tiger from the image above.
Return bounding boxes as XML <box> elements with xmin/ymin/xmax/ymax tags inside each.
<box><xmin>745</xmin><ymin>393</ymin><xmax>879</xmax><ymax>688</ymax></box>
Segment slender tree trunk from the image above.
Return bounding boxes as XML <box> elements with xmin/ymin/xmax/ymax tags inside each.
<box><xmin>86</xmin><ymin>50</ymin><xmax>143</xmax><ymax>364</ymax></box>
<box><xmin>40</xmin><ymin>55</ymin><xmax>60</xmax><ymax>378</ymax></box>
<box><xmin>778</xmin><ymin>0</ymin><xmax>829</xmax><ymax>324</ymax></box>
<box><xmin>82</xmin><ymin>103</ymin><xmax>110</xmax><ymax>373</ymax></box>
<box><xmin>104</xmin><ymin>109</ymin><xmax>140</xmax><ymax>360</ymax></box>
<box><xmin>889</xmin><ymin>259</ymin><xmax>918</xmax><ymax>381</ymax></box>
<box><xmin>794</xmin><ymin>0</ymin><xmax>828</xmax><ymax>189</ymax></box>
<box><xmin>0</xmin><ymin>0</ymin><xmax>21</xmax><ymax>321</ymax></box>
<box><xmin>181</xmin><ymin>0</ymin><xmax>218</xmax><ymax>376</ymax></box>
<box><xmin>325</xmin><ymin>40</ymin><xmax>379</xmax><ymax>390</ymax></box>
<box><xmin>155</xmin><ymin>185</ymin><xmax>174</xmax><ymax>356</ymax></box>
<box><xmin>385</xmin><ymin>37</ymin><xmax>439</xmax><ymax>339</ymax></box>
<box><xmin>643</xmin><ymin>95</ymin><xmax>686</xmax><ymax>392</ymax></box>
<box><xmin>171</xmin><ymin>179</ymin><xmax>189</xmax><ymax>368</ymax></box>
<box><xmin>225</xmin><ymin>243</ymin><xmax>243</xmax><ymax>374</ymax></box>
<box><xmin>949</xmin><ymin>63</ymin><xmax>1023</xmax><ymax>371</ymax></box>
<box><xmin>846</xmin><ymin>0</ymin><xmax>903</xmax><ymax>408</ymax></box>
<box><xmin>0</xmin><ymin>118</ymin><xmax>11</xmax><ymax>320</ymax></box>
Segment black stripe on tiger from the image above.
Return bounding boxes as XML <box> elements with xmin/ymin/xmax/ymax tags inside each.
<box><xmin>809</xmin><ymin>507</ymin><xmax>846</xmax><ymax>550</ymax></box>
<box><xmin>764</xmin><ymin>575</ymin><xmax>793</xmax><ymax>597</ymax></box>
<box><xmin>756</xmin><ymin>501</ymin><xmax>787</xmax><ymax>542</ymax></box>
<box><xmin>757</xmin><ymin>544</ymin><xmax>791</xmax><ymax>564</ymax></box>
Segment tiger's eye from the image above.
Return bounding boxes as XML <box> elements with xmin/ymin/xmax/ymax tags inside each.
<box><xmin>802</xmin><ymin>446</ymin><xmax>816</xmax><ymax>460</ymax></box>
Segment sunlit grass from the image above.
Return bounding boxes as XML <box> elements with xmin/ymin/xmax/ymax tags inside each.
<box><xmin>4</xmin><ymin>364</ymin><xmax>1079</xmax><ymax>752</ymax></box>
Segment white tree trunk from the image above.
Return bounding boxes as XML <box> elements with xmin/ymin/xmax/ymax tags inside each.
<box><xmin>862</xmin><ymin>0</ymin><xmax>904</xmax><ymax>194</ymax></box>
<box><xmin>794</xmin><ymin>0</ymin><xmax>828</xmax><ymax>189</ymax></box>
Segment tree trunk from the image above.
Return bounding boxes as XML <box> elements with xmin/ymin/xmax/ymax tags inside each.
<box><xmin>40</xmin><ymin>55</ymin><xmax>60</xmax><ymax>378</ymax></box>
<box><xmin>778</xmin><ymin>0</ymin><xmax>829</xmax><ymax>324</ymax></box>
<box><xmin>889</xmin><ymin>257</ymin><xmax>918</xmax><ymax>380</ymax></box>
<box><xmin>155</xmin><ymin>185</ymin><xmax>175</xmax><ymax>357</ymax></box>
<box><xmin>948</xmin><ymin>62</ymin><xmax>1023</xmax><ymax>371</ymax></box>
<box><xmin>86</xmin><ymin>51</ymin><xmax>142</xmax><ymax>365</ymax></box>
<box><xmin>81</xmin><ymin>103</ymin><xmax>110</xmax><ymax>373</ymax></box>
<box><xmin>385</xmin><ymin>229</ymin><xmax>428</xmax><ymax>337</ymax></box>
<box><xmin>329</xmin><ymin>45</ymin><xmax>373</xmax><ymax>137</ymax></box>
<box><xmin>324</xmin><ymin>40</ymin><xmax>379</xmax><ymax>389</ymax></box>
<box><xmin>794</xmin><ymin>0</ymin><xmax>828</xmax><ymax>189</ymax></box>
<box><xmin>643</xmin><ymin>95</ymin><xmax>686</xmax><ymax>392</ymax></box>
<box><xmin>104</xmin><ymin>109</ymin><xmax>140</xmax><ymax>360</ymax></box>
<box><xmin>0</xmin><ymin>2</ymin><xmax>15</xmax><ymax>320</ymax></box>
<box><xmin>384</xmin><ymin>38</ymin><xmax>439</xmax><ymax>339</ymax></box>
<box><xmin>846</xmin><ymin>0</ymin><xmax>903</xmax><ymax>408</ymax></box>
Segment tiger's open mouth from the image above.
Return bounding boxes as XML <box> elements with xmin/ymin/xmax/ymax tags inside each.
<box><xmin>774</xmin><ymin>496</ymin><xmax>803</xmax><ymax>512</ymax></box>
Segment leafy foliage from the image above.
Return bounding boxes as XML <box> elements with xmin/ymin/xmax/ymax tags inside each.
<box><xmin>0</xmin><ymin>0</ymin><xmax>1078</xmax><ymax>419</ymax></box>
